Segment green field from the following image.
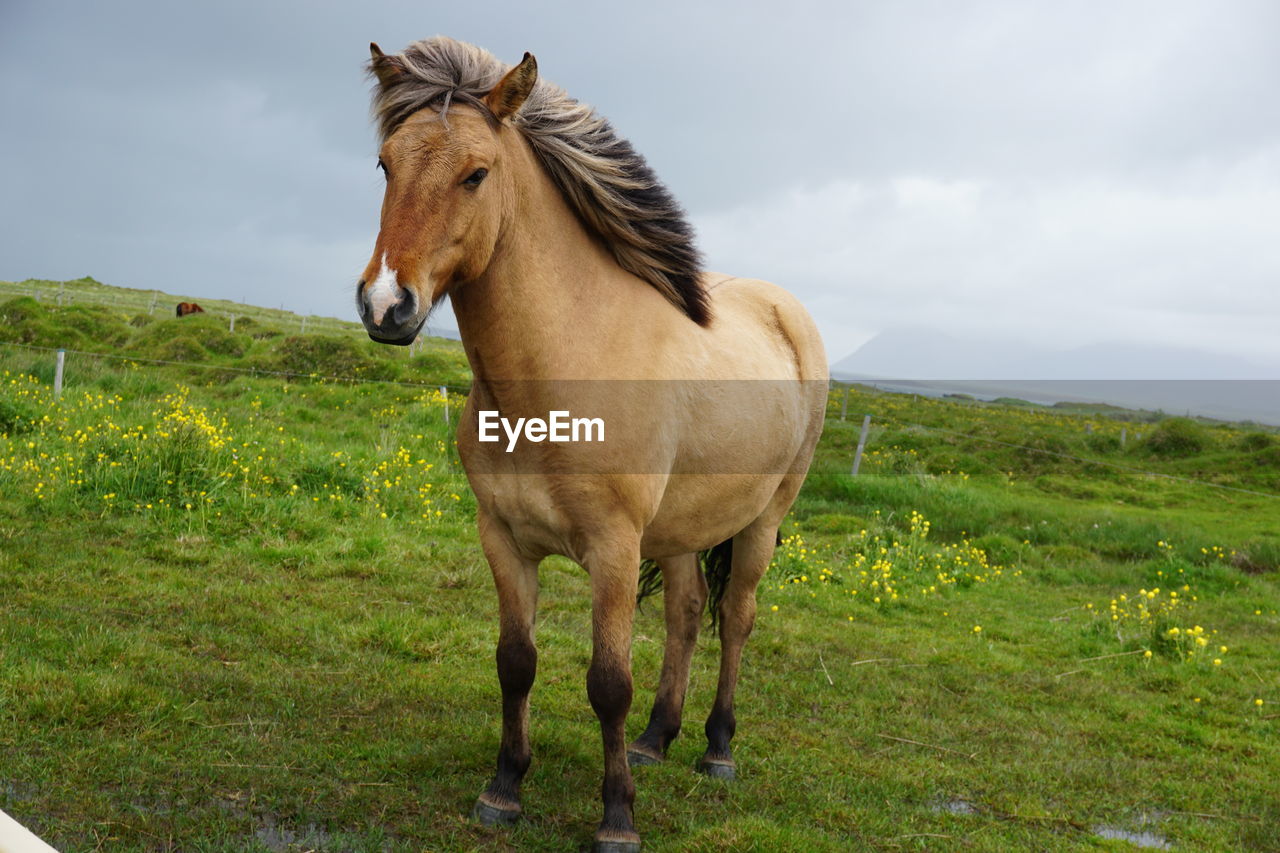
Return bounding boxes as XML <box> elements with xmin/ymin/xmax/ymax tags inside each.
<box><xmin>2</xmin><ymin>280</ymin><xmax>1278</xmax><ymax>851</ymax></box>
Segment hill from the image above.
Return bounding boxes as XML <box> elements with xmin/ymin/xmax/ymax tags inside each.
<box><xmin>0</xmin><ymin>277</ymin><xmax>470</xmax><ymax>388</ymax></box>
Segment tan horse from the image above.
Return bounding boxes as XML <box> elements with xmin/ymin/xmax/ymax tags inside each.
<box><xmin>357</xmin><ymin>37</ymin><xmax>827</xmax><ymax>852</ymax></box>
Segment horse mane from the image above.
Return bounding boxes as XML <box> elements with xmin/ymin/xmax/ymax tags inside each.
<box><xmin>368</xmin><ymin>37</ymin><xmax>710</xmax><ymax>325</ymax></box>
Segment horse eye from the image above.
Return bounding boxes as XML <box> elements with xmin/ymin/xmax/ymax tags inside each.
<box><xmin>376</xmin><ymin>159</ymin><xmax>388</xmax><ymax>178</ymax></box>
<box><xmin>462</xmin><ymin>168</ymin><xmax>488</xmax><ymax>187</ymax></box>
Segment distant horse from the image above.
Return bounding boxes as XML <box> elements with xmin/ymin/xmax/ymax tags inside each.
<box><xmin>356</xmin><ymin>38</ymin><xmax>826</xmax><ymax>852</ymax></box>
<box><xmin>175</xmin><ymin>302</ymin><xmax>204</xmax><ymax>317</ymax></box>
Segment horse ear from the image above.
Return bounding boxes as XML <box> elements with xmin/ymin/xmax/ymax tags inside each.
<box><xmin>369</xmin><ymin>42</ymin><xmax>406</xmax><ymax>88</ymax></box>
<box><xmin>485</xmin><ymin>52</ymin><xmax>538</xmax><ymax>121</ymax></box>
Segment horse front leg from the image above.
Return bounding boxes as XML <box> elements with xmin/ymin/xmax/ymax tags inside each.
<box><xmin>585</xmin><ymin>538</ymin><xmax>642</xmax><ymax>853</ymax></box>
<box><xmin>472</xmin><ymin>512</ymin><xmax>540</xmax><ymax>827</ymax></box>
<box><xmin>628</xmin><ymin>553</ymin><xmax>706</xmax><ymax>766</ymax></box>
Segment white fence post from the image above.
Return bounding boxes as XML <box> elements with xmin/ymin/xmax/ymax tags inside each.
<box><xmin>300</xmin><ymin>316</ymin><xmax>308</xmax><ymax>333</ymax></box>
<box><xmin>841</xmin><ymin>387</ymin><xmax>849</xmax><ymax>421</ymax></box>
<box><xmin>148</xmin><ymin>292</ymin><xmax>157</xmax><ymax>315</ymax></box>
<box><xmin>1120</xmin><ymin>428</ymin><xmax>1127</xmax><ymax>448</ymax></box>
<box><xmin>441</xmin><ymin>386</ymin><xmax>449</xmax><ymax>426</ymax></box>
<box><xmin>0</xmin><ymin>806</ymin><xmax>60</xmax><ymax>853</ymax></box>
<box><xmin>851</xmin><ymin>414</ymin><xmax>871</xmax><ymax>476</ymax></box>
<box><xmin>229</xmin><ymin>315</ymin><xmax>235</xmax><ymax>333</ymax></box>
<box><xmin>54</xmin><ymin>349</ymin><xmax>66</xmax><ymax>398</ymax></box>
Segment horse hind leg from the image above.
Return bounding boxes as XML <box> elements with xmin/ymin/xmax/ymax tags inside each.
<box><xmin>627</xmin><ymin>553</ymin><xmax>707</xmax><ymax>766</ymax></box>
<box><xmin>699</xmin><ymin>522</ymin><xmax>778</xmax><ymax>781</ymax></box>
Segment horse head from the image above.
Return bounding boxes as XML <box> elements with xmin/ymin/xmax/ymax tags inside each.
<box><xmin>356</xmin><ymin>45</ymin><xmax>537</xmax><ymax>345</ymax></box>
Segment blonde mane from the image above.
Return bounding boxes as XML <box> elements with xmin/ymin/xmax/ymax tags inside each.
<box><xmin>368</xmin><ymin>36</ymin><xmax>709</xmax><ymax>325</ymax></box>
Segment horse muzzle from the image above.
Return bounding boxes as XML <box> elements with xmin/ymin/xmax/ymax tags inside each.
<box><xmin>357</xmin><ymin>275</ymin><xmax>425</xmax><ymax>346</ymax></box>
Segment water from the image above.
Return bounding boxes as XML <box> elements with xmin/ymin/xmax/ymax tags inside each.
<box><xmin>1093</xmin><ymin>825</ymin><xmax>1171</xmax><ymax>849</ymax></box>
<box><xmin>932</xmin><ymin>798</ymin><xmax>979</xmax><ymax>816</ymax></box>
<box><xmin>255</xmin><ymin>815</ymin><xmax>334</xmax><ymax>852</ymax></box>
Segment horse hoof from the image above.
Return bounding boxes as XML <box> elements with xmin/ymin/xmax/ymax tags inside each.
<box><xmin>696</xmin><ymin>758</ymin><xmax>737</xmax><ymax>781</ymax></box>
<box><xmin>592</xmin><ymin>839</ymin><xmax>642</xmax><ymax>853</ymax></box>
<box><xmin>627</xmin><ymin>747</ymin><xmax>663</xmax><ymax>767</ymax></box>
<box><xmin>472</xmin><ymin>798</ymin><xmax>520</xmax><ymax>827</ymax></box>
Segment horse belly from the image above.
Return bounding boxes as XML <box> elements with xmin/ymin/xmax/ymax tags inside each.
<box><xmin>640</xmin><ymin>473</ymin><xmax>784</xmax><ymax>557</ymax></box>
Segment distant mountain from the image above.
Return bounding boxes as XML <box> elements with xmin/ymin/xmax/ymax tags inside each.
<box><xmin>832</xmin><ymin>327</ymin><xmax>1278</xmax><ymax>381</ymax></box>
<box><xmin>831</xmin><ymin>328</ymin><xmax>1280</xmax><ymax>425</ymax></box>
<box><xmin>425</xmin><ymin>324</ymin><xmax>462</xmax><ymax>342</ymax></box>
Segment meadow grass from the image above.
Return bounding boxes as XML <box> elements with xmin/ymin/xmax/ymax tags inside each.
<box><xmin>2</xmin><ymin>286</ymin><xmax>1278</xmax><ymax>851</ymax></box>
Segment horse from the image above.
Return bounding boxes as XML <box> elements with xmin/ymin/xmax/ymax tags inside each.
<box><xmin>356</xmin><ymin>37</ymin><xmax>827</xmax><ymax>852</ymax></box>
<box><xmin>175</xmin><ymin>302</ymin><xmax>204</xmax><ymax>317</ymax></box>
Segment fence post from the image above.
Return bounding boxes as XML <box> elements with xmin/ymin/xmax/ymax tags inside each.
<box><xmin>148</xmin><ymin>292</ymin><xmax>157</xmax><ymax>315</ymax></box>
<box><xmin>54</xmin><ymin>349</ymin><xmax>66</xmax><ymax>398</ymax></box>
<box><xmin>1120</xmin><ymin>428</ymin><xmax>1127</xmax><ymax>448</ymax></box>
<box><xmin>851</xmin><ymin>414</ymin><xmax>871</xmax><ymax>476</ymax></box>
<box><xmin>841</xmin><ymin>387</ymin><xmax>849</xmax><ymax>421</ymax></box>
<box><xmin>440</xmin><ymin>386</ymin><xmax>450</xmax><ymax>426</ymax></box>
<box><xmin>300</xmin><ymin>316</ymin><xmax>308</xmax><ymax>333</ymax></box>
<box><xmin>229</xmin><ymin>315</ymin><xmax>235</xmax><ymax>333</ymax></box>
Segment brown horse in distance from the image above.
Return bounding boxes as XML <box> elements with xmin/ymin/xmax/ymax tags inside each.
<box><xmin>175</xmin><ymin>302</ymin><xmax>204</xmax><ymax>317</ymax></box>
<box><xmin>356</xmin><ymin>37</ymin><xmax>827</xmax><ymax>852</ymax></box>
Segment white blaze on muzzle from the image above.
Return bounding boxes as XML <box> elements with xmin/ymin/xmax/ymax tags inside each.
<box><xmin>366</xmin><ymin>253</ymin><xmax>402</xmax><ymax>326</ymax></box>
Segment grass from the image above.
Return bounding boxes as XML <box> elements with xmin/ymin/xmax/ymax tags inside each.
<box><xmin>1</xmin><ymin>280</ymin><xmax>1278</xmax><ymax>851</ymax></box>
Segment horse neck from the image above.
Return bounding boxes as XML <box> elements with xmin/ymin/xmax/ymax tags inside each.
<box><xmin>450</xmin><ymin>136</ymin><xmax>646</xmax><ymax>381</ymax></box>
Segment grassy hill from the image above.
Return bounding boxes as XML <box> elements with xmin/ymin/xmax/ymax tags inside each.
<box><xmin>1</xmin><ymin>280</ymin><xmax>1278</xmax><ymax>851</ymax></box>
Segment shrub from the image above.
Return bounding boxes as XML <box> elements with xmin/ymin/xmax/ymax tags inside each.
<box><xmin>0</xmin><ymin>397</ymin><xmax>38</xmax><ymax>435</ymax></box>
<box><xmin>1239</xmin><ymin>432</ymin><xmax>1275</xmax><ymax>452</ymax></box>
<box><xmin>1231</xmin><ymin>538</ymin><xmax>1280</xmax><ymax>575</ymax></box>
<box><xmin>1144</xmin><ymin>417</ymin><xmax>1208</xmax><ymax>457</ymax></box>
<box><xmin>153</xmin><ymin>336</ymin><xmax>208</xmax><ymax>362</ymax></box>
<box><xmin>255</xmin><ymin>335</ymin><xmax>403</xmax><ymax>382</ymax></box>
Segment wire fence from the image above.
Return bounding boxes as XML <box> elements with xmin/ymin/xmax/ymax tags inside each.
<box><xmin>2</xmin><ymin>336</ymin><xmax>1275</xmax><ymax>501</ymax></box>
<box><xmin>0</xmin><ymin>338</ymin><xmax>472</xmax><ymax>394</ymax></box>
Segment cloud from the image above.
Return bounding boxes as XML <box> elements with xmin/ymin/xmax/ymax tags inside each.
<box><xmin>694</xmin><ymin>153</ymin><xmax>1280</xmax><ymax>366</ymax></box>
<box><xmin>1</xmin><ymin>0</ymin><xmax>1278</xmax><ymax>369</ymax></box>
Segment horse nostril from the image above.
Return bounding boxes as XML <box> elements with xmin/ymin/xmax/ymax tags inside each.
<box><xmin>356</xmin><ymin>280</ymin><xmax>371</xmax><ymax>316</ymax></box>
<box><xmin>392</xmin><ymin>287</ymin><xmax>418</xmax><ymax>326</ymax></box>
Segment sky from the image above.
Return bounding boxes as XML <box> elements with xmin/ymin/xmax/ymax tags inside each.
<box><xmin>2</xmin><ymin>0</ymin><xmax>1279</xmax><ymax>372</ymax></box>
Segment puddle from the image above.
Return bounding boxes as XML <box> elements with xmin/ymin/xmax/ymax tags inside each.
<box><xmin>1093</xmin><ymin>825</ymin><xmax>1171</xmax><ymax>849</ymax></box>
<box><xmin>0</xmin><ymin>780</ymin><xmax>34</xmax><ymax>804</ymax></box>
<box><xmin>929</xmin><ymin>798</ymin><xmax>1172</xmax><ymax>849</ymax></box>
<box><xmin>932</xmin><ymin>798</ymin><xmax>979</xmax><ymax>815</ymax></box>
<box><xmin>255</xmin><ymin>815</ymin><xmax>334</xmax><ymax>852</ymax></box>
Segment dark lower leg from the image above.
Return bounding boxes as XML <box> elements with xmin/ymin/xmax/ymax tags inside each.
<box><xmin>700</xmin><ymin>527</ymin><xmax>773</xmax><ymax>777</ymax></box>
<box><xmin>479</xmin><ymin>630</ymin><xmax>536</xmax><ymax>810</ymax></box>
<box><xmin>473</xmin><ymin>516</ymin><xmax>539</xmax><ymax>824</ymax></box>
<box><xmin>585</xmin><ymin>542</ymin><xmax>642</xmax><ymax>849</ymax></box>
<box><xmin>701</xmin><ymin>621</ymin><xmax>745</xmax><ymax>770</ymax></box>
<box><xmin>588</xmin><ymin>639</ymin><xmax>638</xmax><ymax>843</ymax></box>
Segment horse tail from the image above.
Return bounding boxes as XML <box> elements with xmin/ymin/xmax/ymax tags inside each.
<box><xmin>635</xmin><ymin>537</ymin><xmax>737</xmax><ymax>630</ymax></box>
<box><xmin>637</xmin><ymin>558</ymin><xmax>664</xmax><ymax>606</ymax></box>
<box><xmin>699</xmin><ymin>539</ymin><xmax>734</xmax><ymax>630</ymax></box>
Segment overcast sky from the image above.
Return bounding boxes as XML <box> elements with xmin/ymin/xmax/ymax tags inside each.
<box><xmin>2</xmin><ymin>0</ymin><xmax>1278</xmax><ymax>371</ymax></box>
